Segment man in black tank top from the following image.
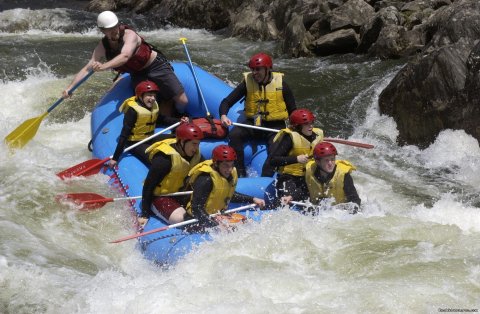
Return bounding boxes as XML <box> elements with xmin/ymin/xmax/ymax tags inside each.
<box><xmin>62</xmin><ymin>11</ymin><xmax>188</xmax><ymax>112</ymax></box>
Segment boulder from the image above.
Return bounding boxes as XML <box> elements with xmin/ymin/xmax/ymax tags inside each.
<box><xmin>357</xmin><ymin>6</ymin><xmax>404</xmax><ymax>54</ymax></box>
<box><xmin>310</xmin><ymin>28</ymin><xmax>359</xmax><ymax>55</ymax></box>
<box><xmin>378</xmin><ymin>42</ymin><xmax>471</xmax><ymax>147</ymax></box>
<box><xmin>230</xmin><ymin>2</ymin><xmax>280</xmax><ymax>40</ymax></box>
<box><xmin>329</xmin><ymin>0</ymin><xmax>375</xmax><ymax>32</ymax></box>
<box><xmin>378</xmin><ymin>0</ymin><xmax>480</xmax><ymax>147</ymax></box>
<box><xmin>283</xmin><ymin>13</ymin><xmax>315</xmax><ymax>57</ymax></box>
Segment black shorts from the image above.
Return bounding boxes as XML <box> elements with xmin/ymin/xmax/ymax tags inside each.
<box><xmin>131</xmin><ymin>55</ymin><xmax>185</xmax><ymax>101</ymax></box>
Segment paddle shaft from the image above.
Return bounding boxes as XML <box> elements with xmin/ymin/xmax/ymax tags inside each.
<box><xmin>290</xmin><ymin>201</ymin><xmax>310</xmax><ymax>207</ymax></box>
<box><xmin>179</xmin><ymin>38</ymin><xmax>211</xmax><ymax>117</ymax></box>
<box><xmin>110</xmin><ymin>203</ymin><xmax>257</xmax><ymax>243</ymax></box>
<box><xmin>121</xmin><ymin>121</ymin><xmax>180</xmax><ymax>155</ymax></box>
<box><xmin>232</xmin><ymin>122</ymin><xmax>278</xmax><ymax>133</ymax></box>
<box><xmin>57</xmin><ymin>122</ymin><xmax>181</xmax><ymax>179</ymax></box>
<box><xmin>83</xmin><ymin>191</ymin><xmax>193</xmax><ymax>205</ymax></box>
<box><xmin>5</xmin><ymin>70</ymin><xmax>95</xmax><ymax>149</ymax></box>
<box><xmin>48</xmin><ymin>70</ymin><xmax>95</xmax><ymax>113</ymax></box>
<box><xmin>101</xmin><ymin>121</ymin><xmax>181</xmax><ymax>169</ymax></box>
<box><xmin>231</xmin><ymin>122</ymin><xmax>374</xmax><ymax>149</ymax></box>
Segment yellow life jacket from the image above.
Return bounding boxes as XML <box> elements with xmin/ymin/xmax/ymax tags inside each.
<box><xmin>305</xmin><ymin>160</ymin><xmax>356</xmax><ymax>204</ymax></box>
<box><xmin>243</xmin><ymin>72</ymin><xmax>288</xmax><ymax>121</ymax></box>
<box><xmin>273</xmin><ymin>128</ymin><xmax>324</xmax><ymax>176</ymax></box>
<box><xmin>145</xmin><ymin>138</ymin><xmax>201</xmax><ymax>195</ymax></box>
<box><xmin>119</xmin><ymin>96</ymin><xmax>159</xmax><ymax>141</ymax></box>
<box><xmin>186</xmin><ymin>160</ymin><xmax>238</xmax><ymax>215</ymax></box>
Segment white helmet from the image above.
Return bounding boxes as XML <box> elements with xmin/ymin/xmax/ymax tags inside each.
<box><xmin>97</xmin><ymin>11</ymin><xmax>118</xmax><ymax>29</ymax></box>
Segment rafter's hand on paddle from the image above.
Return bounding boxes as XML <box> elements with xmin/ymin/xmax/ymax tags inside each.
<box><xmin>220</xmin><ymin>114</ymin><xmax>232</xmax><ymax>127</ymax></box>
<box><xmin>253</xmin><ymin>197</ymin><xmax>265</xmax><ymax>209</ymax></box>
<box><xmin>62</xmin><ymin>89</ymin><xmax>72</xmax><ymax>99</ymax></box>
<box><xmin>281</xmin><ymin>195</ymin><xmax>293</xmax><ymax>206</ymax></box>
<box><xmin>107</xmin><ymin>159</ymin><xmax>117</xmax><ymax>169</ymax></box>
<box><xmin>92</xmin><ymin>61</ymin><xmax>107</xmax><ymax>72</ymax></box>
<box><xmin>137</xmin><ymin>217</ymin><xmax>148</xmax><ymax>228</ymax></box>
<box><xmin>296</xmin><ymin>154</ymin><xmax>309</xmax><ymax>164</ymax></box>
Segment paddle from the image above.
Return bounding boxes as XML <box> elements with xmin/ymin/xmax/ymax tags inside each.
<box><xmin>231</xmin><ymin>122</ymin><xmax>374</xmax><ymax>149</ymax></box>
<box><xmin>290</xmin><ymin>200</ymin><xmax>359</xmax><ymax>214</ymax></box>
<box><xmin>290</xmin><ymin>201</ymin><xmax>312</xmax><ymax>207</ymax></box>
<box><xmin>4</xmin><ymin>70</ymin><xmax>94</xmax><ymax>149</ymax></box>
<box><xmin>56</xmin><ymin>191</ymin><xmax>193</xmax><ymax>211</ymax></box>
<box><xmin>110</xmin><ymin>203</ymin><xmax>257</xmax><ymax>243</ymax></box>
<box><xmin>56</xmin><ymin>121</ymin><xmax>181</xmax><ymax>179</ymax></box>
<box><xmin>179</xmin><ymin>37</ymin><xmax>211</xmax><ymax>116</ymax></box>
<box><xmin>180</xmin><ymin>37</ymin><xmax>226</xmax><ymax>138</ymax></box>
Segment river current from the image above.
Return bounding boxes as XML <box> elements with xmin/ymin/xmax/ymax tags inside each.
<box><xmin>0</xmin><ymin>7</ymin><xmax>479</xmax><ymax>314</ymax></box>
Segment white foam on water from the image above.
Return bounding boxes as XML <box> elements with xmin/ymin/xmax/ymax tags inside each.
<box><xmin>1</xmin><ymin>16</ymin><xmax>479</xmax><ymax>313</ymax></box>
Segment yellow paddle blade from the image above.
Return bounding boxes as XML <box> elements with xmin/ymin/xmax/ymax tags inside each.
<box><xmin>4</xmin><ymin>112</ymin><xmax>48</xmax><ymax>149</ymax></box>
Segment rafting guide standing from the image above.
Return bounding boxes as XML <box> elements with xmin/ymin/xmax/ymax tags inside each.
<box><xmin>62</xmin><ymin>11</ymin><xmax>188</xmax><ymax>110</ymax></box>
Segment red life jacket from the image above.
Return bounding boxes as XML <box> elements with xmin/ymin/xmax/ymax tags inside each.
<box><xmin>102</xmin><ymin>24</ymin><xmax>153</xmax><ymax>73</ymax></box>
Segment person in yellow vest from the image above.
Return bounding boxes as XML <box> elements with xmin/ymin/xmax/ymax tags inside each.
<box><xmin>268</xmin><ymin>109</ymin><xmax>324</xmax><ymax>206</ymax></box>
<box><xmin>140</xmin><ymin>123</ymin><xmax>204</xmax><ymax>225</ymax></box>
<box><xmin>108</xmin><ymin>80</ymin><xmax>188</xmax><ymax>168</ymax></box>
<box><xmin>282</xmin><ymin>142</ymin><xmax>361</xmax><ymax>212</ymax></box>
<box><xmin>185</xmin><ymin>145</ymin><xmax>265</xmax><ymax>230</ymax></box>
<box><xmin>219</xmin><ymin>52</ymin><xmax>296</xmax><ymax>177</ymax></box>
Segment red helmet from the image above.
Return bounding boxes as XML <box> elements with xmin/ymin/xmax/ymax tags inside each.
<box><xmin>248</xmin><ymin>53</ymin><xmax>273</xmax><ymax>69</ymax></box>
<box><xmin>212</xmin><ymin>145</ymin><xmax>237</xmax><ymax>162</ymax></box>
<box><xmin>135</xmin><ymin>80</ymin><xmax>159</xmax><ymax>99</ymax></box>
<box><xmin>313</xmin><ymin>142</ymin><xmax>337</xmax><ymax>159</ymax></box>
<box><xmin>175</xmin><ymin>123</ymin><xmax>204</xmax><ymax>141</ymax></box>
<box><xmin>289</xmin><ymin>109</ymin><xmax>315</xmax><ymax>126</ymax></box>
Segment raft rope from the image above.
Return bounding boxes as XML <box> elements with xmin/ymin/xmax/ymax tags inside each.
<box><xmin>140</xmin><ymin>232</ymin><xmax>184</xmax><ymax>248</ymax></box>
<box><xmin>110</xmin><ymin>166</ymin><xmax>141</xmax><ymax>229</ymax></box>
<box><xmin>110</xmin><ymin>166</ymin><xmax>187</xmax><ymax>245</ymax></box>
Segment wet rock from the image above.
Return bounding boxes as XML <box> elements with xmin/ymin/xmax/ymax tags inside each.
<box><xmin>310</xmin><ymin>28</ymin><xmax>360</xmax><ymax>55</ymax></box>
<box><xmin>378</xmin><ymin>0</ymin><xmax>480</xmax><ymax>147</ymax></box>
<box><xmin>329</xmin><ymin>0</ymin><xmax>375</xmax><ymax>32</ymax></box>
<box><xmin>357</xmin><ymin>6</ymin><xmax>404</xmax><ymax>55</ymax></box>
<box><xmin>283</xmin><ymin>13</ymin><xmax>315</xmax><ymax>57</ymax></box>
<box><xmin>379</xmin><ymin>43</ymin><xmax>471</xmax><ymax>147</ymax></box>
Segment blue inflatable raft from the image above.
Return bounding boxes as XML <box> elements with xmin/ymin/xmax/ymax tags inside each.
<box><xmin>90</xmin><ymin>62</ymin><xmax>276</xmax><ymax>265</ymax></box>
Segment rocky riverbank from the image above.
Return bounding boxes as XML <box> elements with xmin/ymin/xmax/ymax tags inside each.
<box><xmin>0</xmin><ymin>0</ymin><xmax>89</xmax><ymax>11</ymax></box>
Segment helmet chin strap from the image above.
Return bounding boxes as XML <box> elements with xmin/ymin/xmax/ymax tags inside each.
<box><xmin>213</xmin><ymin>161</ymin><xmax>232</xmax><ymax>180</ymax></box>
<box><xmin>254</xmin><ymin>69</ymin><xmax>271</xmax><ymax>85</ymax></box>
<box><xmin>261</xmin><ymin>70</ymin><xmax>272</xmax><ymax>85</ymax></box>
<box><xmin>294</xmin><ymin>125</ymin><xmax>303</xmax><ymax>133</ymax></box>
<box><xmin>139</xmin><ymin>97</ymin><xmax>152</xmax><ymax>108</ymax></box>
<box><xmin>317</xmin><ymin>161</ymin><xmax>330</xmax><ymax>177</ymax></box>
<box><xmin>176</xmin><ymin>140</ymin><xmax>189</xmax><ymax>157</ymax></box>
